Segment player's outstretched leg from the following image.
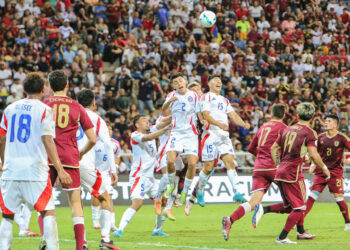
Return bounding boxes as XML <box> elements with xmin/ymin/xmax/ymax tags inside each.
<box><xmin>41</xmin><ymin>210</ymin><xmax>59</xmax><ymax>250</ymax></box>
<box><xmin>152</xmin><ymin>198</ymin><xmax>169</xmax><ymax>237</ymax></box>
<box><xmin>334</xmin><ymin>196</ymin><xmax>350</xmax><ymax>231</ymax></box>
<box><xmin>164</xmin><ymin>194</ymin><xmax>176</xmax><ymax>221</ymax></box>
<box><xmin>181</xmin><ymin>155</ymin><xmax>198</xmax><ymax>205</ymax></box>
<box><xmin>155</xmin><ymin>169</ymin><xmax>168</xmax><ymax>215</ymax></box>
<box><xmin>91</xmin><ymin>197</ymin><xmax>101</xmax><ymax>229</ymax></box>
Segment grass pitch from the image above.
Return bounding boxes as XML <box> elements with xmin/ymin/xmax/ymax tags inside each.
<box><xmin>4</xmin><ymin>203</ymin><xmax>350</xmax><ymax>249</ymax></box>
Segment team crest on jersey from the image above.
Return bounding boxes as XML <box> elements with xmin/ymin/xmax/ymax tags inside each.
<box><xmin>188</xmin><ymin>96</ymin><xmax>193</xmax><ymax>102</ymax></box>
<box><xmin>334</xmin><ymin>141</ymin><xmax>339</xmax><ymax>147</ymax></box>
<box><xmin>212</xmin><ymin>97</ymin><xmax>216</xmax><ymax>101</ymax></box>
<box><xmin>320</xmin><ymin>140</ymin><xmax>324</xmax><ymax>144</ymax></box>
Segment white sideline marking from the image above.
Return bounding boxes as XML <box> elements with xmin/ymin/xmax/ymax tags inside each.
<box><xmin>13</xmin><ymin>237</ymin><xmax>97</xmax><ymax>243</ymax></box>
<box><xmin>137</xmin><ymin>242</ymin><xmax>233</xmax><ymax>250</ymax></box>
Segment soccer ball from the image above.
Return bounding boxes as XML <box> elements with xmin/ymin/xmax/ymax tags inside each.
<box><xmin>199</xmin><ymin>10</ymin><xmax>216</xmax><ymax>28</ymax></box>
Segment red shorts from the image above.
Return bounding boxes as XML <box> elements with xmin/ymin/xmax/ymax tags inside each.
<box><xmin>50</xmin><ymin>166</ymin><xmax>81</xmax><ymax>191</ymax></box>
<box><xmin>251</xmin><ymin>170</ymin><xmax>276</xmax><ymax>193</ymax></box>
<box><xmin>277</xmin><ymin>179</ymin><xmax>307</xmax><ymax>210</ymax></box>
<box><xmin>310</xmin><ymin>175</ymin><xmax>344</xmax><ymax>194</ymax></box>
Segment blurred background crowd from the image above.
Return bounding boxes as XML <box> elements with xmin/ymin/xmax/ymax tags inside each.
<box><xmin>0</xmin><ymin>0</ymin><xmax>350</xmax><ymax>173</ymax></box>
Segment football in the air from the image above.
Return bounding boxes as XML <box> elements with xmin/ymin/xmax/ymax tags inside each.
<box><xmin>199</xmin><ymin>10</ymin><xmax>216</xmax><ymax>28</ymax></box>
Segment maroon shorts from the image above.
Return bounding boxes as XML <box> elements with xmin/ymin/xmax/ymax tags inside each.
<box><xmin>277</xmin><ymin>179</ymin><xmax>307</xmax><ymax>210</ymax></box>
<box><xmin>310</xmin><ymin>175</ymin><xmax>344</xmax><ymax>194</ymax></box>
<box><xmin>50</xmin><ymin>166</ymin><xmax>81</xmax><ymax>191</ymax></box>
<box><xmin>251</xmin><ymin>170</ymin><xmax>276</xmax><ymax>193</ymax></box>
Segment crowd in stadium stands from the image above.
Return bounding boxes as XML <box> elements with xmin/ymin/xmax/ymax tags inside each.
<box><xmin>0</xmin><ymin>0</ymin><xmax>350</xmax><ymax>172</ymax></box>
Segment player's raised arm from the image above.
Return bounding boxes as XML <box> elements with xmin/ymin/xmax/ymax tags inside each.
<box><xmin>270</xmin><ymin>141</ymin><xmax>281</xmax><ymax>166</ymax></box>
<box><xmin>162</xmin><ymin>94</ymin><xmax>178</xmax><ymax>111</ymax></box>
<box><xmin>307</xmin><ymin>146</ymin><xmax>330</xmax><ymax>180</ymax></box>
<box><xmin>142</xmin><ymin>126</ymin><xmax>169</xmax><ymax>142</ymax></box>
<box><xmin>155</xmin><ymin>115</ymin><xmax>172</xmax><ymax>130</ymax></box>
<box><xmin>228</xmin><ymin>110</ymin><xmax>250</xmax><ymax>130</ymax></box>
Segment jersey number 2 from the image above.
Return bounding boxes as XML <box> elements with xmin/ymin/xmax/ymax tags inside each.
<box><xmin>53</xmin><ymin>104</ymin><xmax>70</xmax><ymax>128</ymax></box>
<box><xmin>10</xmin><ymin>114</ymin><xmax>31</xmax><ymax>143</ymax></box>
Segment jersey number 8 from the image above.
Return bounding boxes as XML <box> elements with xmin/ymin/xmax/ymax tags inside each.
<box><xmin>10</xmin><ymin>114</ymin><xmax>31</xmax><ymax>143</ymax></box>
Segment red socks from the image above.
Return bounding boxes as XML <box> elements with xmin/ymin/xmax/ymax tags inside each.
<box><xmin>230</xmin><ymin>205</ymin><xmax>245</xmax><ymax>222</ymax></box>
<box><xmin>38</xmin><ymin>214</ymin><xmax>44</xmax><ymax>236</ymax></box>
<box><xmin>305</xmin><ymin>197</ymin><xmax>316</xmax><ymax>215</ymax></box>
<box><xmin>336</xmin><ymin>199</ymin><xmax>350</xmax><ymax>223</ymax></box>
<box><xmin>74</xmin><ymin>223</ymin><xmax>85</xmax><ymax>250</ymax></box>
<box><xmin>267</xmin><ymin>203</ymin><xmax>292</xmax><ymax>214</ymax></box>
<box><xmin>283</xmin><ymin>209</ymin><xmax>304</xmax><ymax>232</ymax></box>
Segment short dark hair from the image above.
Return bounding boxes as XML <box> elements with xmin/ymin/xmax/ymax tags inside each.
<box><xmin>77</xmin><ymin>89</ymin><xmax>95</xmax><ymax>107</ymax></box>
<box><xmin>48</xmin><ymin>70</ymin><xmax>68</xmax><ymax>92</ymax></box>
<box><xmin>133</xmin><ymin>114</ymin><xmax>145</xmax><ymax>127</ymax></box>
<box><xmin>170</xmin><ymin>73</ymin><xmax>184</xmax><ymax>82</ymax></box>
<box><xmin>271</xmin><ymin>104</ymin><xmax>286</xmax><ymax>119</ymax></box>
<box><xmin>23</xmin><ymin>72</ymin><xmax>44</xmax><ymax>94</ymax></box>
<box><xmin>208</xmin><ymin>75</ymin><xmax>221</xmax><ymax>82</ymax></box>
<box><xmin>324</xmin><ymin>114</ymin><xmax>339</xmax><ymax>125</ymax></box>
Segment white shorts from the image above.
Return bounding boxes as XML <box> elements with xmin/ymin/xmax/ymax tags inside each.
<box><xmin>0</xmin><ymin>179</ymin><xmax>55</xmax><ymax>214</ymax></box>
<box><xmin>157</xmin><ymin>154</ymin><xmax>184</xmax><ymax>172</ymax></box>
<box><xmin>101</xmin><ymin>171</ymin><xmax>114</xmax><ymax>195</ymax></box>
<box><xmin>166</xmin><ymin>131</ymin><xmax>199</xmax><ymax>156</ymax></box>
<box><xmin>80</xmin><ymin>167</ymin><xmax>108</xmax><ymax>198</ymax></box>
<box><xmin>156</xmin><ymin>153</ymin><xmax>168</xmax><ymax>172</ymax></box>
<box><xmin>129</xmin><ymin>176</ymin><xmax>158</xmax><ymax>200</ymax></box>
<box><xmin>201</xmin><ymin>132</ymin><xmax>234</xmax><ymax>162</ymax></box>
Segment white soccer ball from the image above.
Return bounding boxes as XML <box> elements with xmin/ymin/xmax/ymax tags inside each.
<box><xmin>199</xmin><ymin>10</ymin><xmax>216</xmax><ymax>28</ymax></box>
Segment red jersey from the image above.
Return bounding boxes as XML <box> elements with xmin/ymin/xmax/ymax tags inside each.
<box><xmin>315</xmin><ymin>132</ymin><xmax>350</xmax><ymax>178</ymax></box>
<box><xmin>43</xmin><ymin>96</ymin><xmax>93</xmax><ymax>168</ymax></box>
<box><xmin>248</xmin><ymin>120</ymin><xmax>287</xmax><ymax>171</ymax></box>
<box><xmin>275</xmin><ymin>123</ymin><xmax>317</xmax><ymax>183</ymax></box>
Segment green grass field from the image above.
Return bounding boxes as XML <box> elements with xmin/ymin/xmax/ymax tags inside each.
<box><xmin>4</xmin><ymin>203</ymin><xmax>350</xmax><ymax>249</ymax></box>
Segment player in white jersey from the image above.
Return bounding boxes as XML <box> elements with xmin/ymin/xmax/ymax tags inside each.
<box><xmin>91</xmin><ymin>125</ymin><xmax>122</xmax><ymax>231</ymax></box>
<box><xmin>0</xmin><ymin>73</ymin><xmax>72</xmax><ymax>250</ymax></box>
<box><xmin>196</xmin><ymin>76</ymin><xmax>250</xmax><ymax>206</ymax></box>
<box><xmin>113</xmin><ymin>115</ymin><xmax>170</xmax><ymax>238</ymax></box>
<box><xmin>163</xmin><ymin>74</ymin><xmax>208</xmax><ymax>205</ymax></box>
<box><xmin>76</xmin><ymin>90</ymin><xmax>119</xmax><ymax>250</ymax></box>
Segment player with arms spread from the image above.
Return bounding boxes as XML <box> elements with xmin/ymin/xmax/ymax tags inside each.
<box><xmin>44</xmin><ymin>70</ymin><xmax>96</xmax><ymax>250</ymax></box>
<box><xmin>305</xmin><ymin>115</ymin><xmax>350</xmax><ymax>231</ymax></box>
<box><xmin>257</xmin><ymin>103</ymin><xmax>330</xmax><ymax>244</ymax></box>
<box><xmin>0</xmin><ymin>73</ymin><xmax>72</xmax><ymax>249</ymax></box>
<box><xmin>113</xmin><ymin>115</ymin><xmax>170</xmax><ymax>238</ymax></box>
<box><xmin>221</xmin><ymin>104</ymin><xmax>286</xmax><ymax>240</ymax></box>
<box><xmin>76</xmin><ymin>89</ymin><xmax>119</xmax><ymax>250</ymax></box>
<box><xmin>163</xmin><ymin>73</ymin><xmax>207</xmax><ymax>205</ymax></box>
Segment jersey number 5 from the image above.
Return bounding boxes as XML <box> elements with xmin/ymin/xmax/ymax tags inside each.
<box><xmin>10</xmin><ymin>114</ymin><xmax>31</xmax><ymax>143</ymax></box>
<box><xmin>53</xmin><ymin>104</ymin><xmax>70</xmax><ymax>128</ymax></box>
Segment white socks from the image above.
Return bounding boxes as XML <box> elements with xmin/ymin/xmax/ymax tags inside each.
<box><xmin>100</xmin><ymin>210</ymin><xmax>111</xmax><ymax>242</ymax></box>
<box><xmin>118</xmin><ymin>208</ymin><xmax>136</xmax><ymax>231</ymax></box>
<box><xmin>156</xmin><ymin>175</ymin><xmax>168</xmax><ymax>200</ymax></box>
<box><xmin>165</xmin><ymin>195</ymin><xmax>175</xmax><ymax>210</ymax></box>
<box><xmin>0</xmin><ymin>217</ymin><xmax>13</xmax><ymax>250</ymax></box>
<box><xmin>155</xmin><ymin>214</ymin><xmax>166</xmax><ymax>230</ymax></box>
<box><xmin>43</xmin><ymin>216</ymin><xmax>59</xmax><ymax>250</ymax></box>
<box><xmin>227</xmin><ymin>169</ymin><xmax>239</xmax><ymax>193</ymax></box>
<box><xmin>111</xmin><ymin>212</ymin><xmax>117</xmax><ymax>231</ymax></box>
<box><xmin>91</xmin><ymin>205</ymin><xmax>100</xmax><ymax>227</ymax></box>
<box><xmin>168</xmin><ymin>172</ymin><xmax>175</xmax><ymax>187</ymax></box>
<box><xmin>241</xmin><ymin>202</ymin><xmax>252</xmax><ymax>214</ymax></box>
<box><xmin>182</xmin><ymin>177</ymin><xmax>193</xmax><ymax>194</ymax></box>
<box><xmin>197</xmin><ymin>171</ymin><xmax>209</xmax><ymax>193</ymax></box>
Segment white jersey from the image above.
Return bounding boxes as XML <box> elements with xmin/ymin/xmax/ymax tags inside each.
<box><xmin>0</xmin><ymin>99</ymin><xmax>55</xmax><ymax>181</ymax></box>
<box><xmin>95</xmin><ymin>138</ymin><xmax>121</xmax><ymax>173</ymax></box>
<box><xmin>155</xmin><ymin>116</ymin><xmax>169</xmax><ymax>156</ymax></box>
<box><xmin>130</xmin><ymin>131</ymin><xmax>157</xmax><ymax>178</ymax></box>
<box><xmin>165</xmin><ymin>90</ymin><xmax>200</xmax><ymax>134</ymax></box>
<box><xmin>200</xmin><ymin>92</ymin><xmax>234</xmax><ymax>137</ymax></box>
<box><xmin>77</xmin><ymin>109</ymin><xmax>116</xmax><ymax>173</ymax></box>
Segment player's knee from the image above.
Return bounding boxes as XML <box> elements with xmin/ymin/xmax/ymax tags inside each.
<box><xmin>334</xmin><ymin>194</ymin><xmax>344</xmax><ymax>201</ymax></box>
<box><xmin>41</xmin><ymin>210</ymin><xmax>56</xmax><ymax>218</ymax></box>
<box><xmin>131</xmin><ymin>200</ymin><xmax>143</xmax><ymax>211</ymax></box>
<box><xmin>309</xmin><ymin>190</ymin><xmax>319</xmax><ymax>200</ymax></box>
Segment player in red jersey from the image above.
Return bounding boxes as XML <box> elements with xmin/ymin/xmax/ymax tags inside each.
<box><xmin>221</xmin><ymin>104</ymin><xmax>286</xmax><ymax>241</ymax></box>
<box><xmin>305</xmin><ymin>115</ymin><xmax>350</xmax><ymax>231</ymax></box>
<box><xmin>43</xmin><ymin>70</ymin><xmax>96</xmax><ymax>250</ymax></box>
<box><xmin>255</xmin><ymin>103</ymin><xmax>330</xmax><ymax>244</ymax></box>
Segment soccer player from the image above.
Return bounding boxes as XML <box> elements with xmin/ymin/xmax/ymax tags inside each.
<box><xmin>305</xmin><ymin>115</ymin><xmax>350</xmax><ymax>231</ymax></box>
<box><xmin>221</xmin><ymin>104</ymin><xmax>286</xmax><ymax>240</ymax></box>
<box><xmin>196</xmin><ymin>76</ymin><xmax>250</xmax><ymax>207</ymax></box>
<box><xmin>92</xmin><ymin>124</ymin><xmax>121</xmax><ymax>232</ymax></box>
<box><xmin>76</xmin><ymin>89</ymin><xmax>119</xmax><ymax>249</ymax></box>
<box><xmin>163</xmin><ymin>74</ymin><xmax>206</xmax><ymax>205</ymax></box>
<box><xmin>0</xmin><ymin>72</ymin><xmax>72</xmax><ymax>249</ymax></box>
<box><xmin>113</xmin><ymin>115</ymin><xmax>170</xmax><ymax>238</ymax></box>
<box><xmin>44</xmin><ymin>70</ymin><xmax>96</xmax><ymax>250</ymax></box>
<box><xmin>253</xmin><ymin>103</ymin><xmax>330</xmax><ymax>244</ymax></box>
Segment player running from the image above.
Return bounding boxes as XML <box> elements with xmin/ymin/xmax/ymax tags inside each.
<box><xmin>163</xmin><ymin>74</ymin><xmax>207</xmax><ymax>205</ymax></box>
<box><xmin>196</xmin><ymin>76</ymin><xmax>250</xmax><ymax>207</ymax></box>
<box><xmin>113</xmin><ymin>115</ymin><xmax>170</xmax><ymax>238</ymax></box>
<box><xmin>253</xmin><ymin>103</ymin><xmax>330</xmax><ymax>244</ymax></box>
<box><xmin>221</xmin><ymin>104</ymin><xmax>286</xmax><ymax>240</ymax></box>
<box><xmin>305</xmin><ymin>115</ymin><xmax>350</xmax><ymax>231</ymax></box>
<box><xmin>76</xmin><ymin>90</ymin><xmax>119</xmax><ymax>249</ymax></box>
<box><xmin>0</xmin><ymin>73</ymin><xmax>72</xmax><ymax>249</ymax></box>
<box><xmin>44</xmin><ymin>70</ymin><xmax>96</xmax><ymax>250</ymax></box>
<box><xmin>92</xmin><ymin>125</ymin><xmax>121</xmax><ymax>232</ymax></box>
